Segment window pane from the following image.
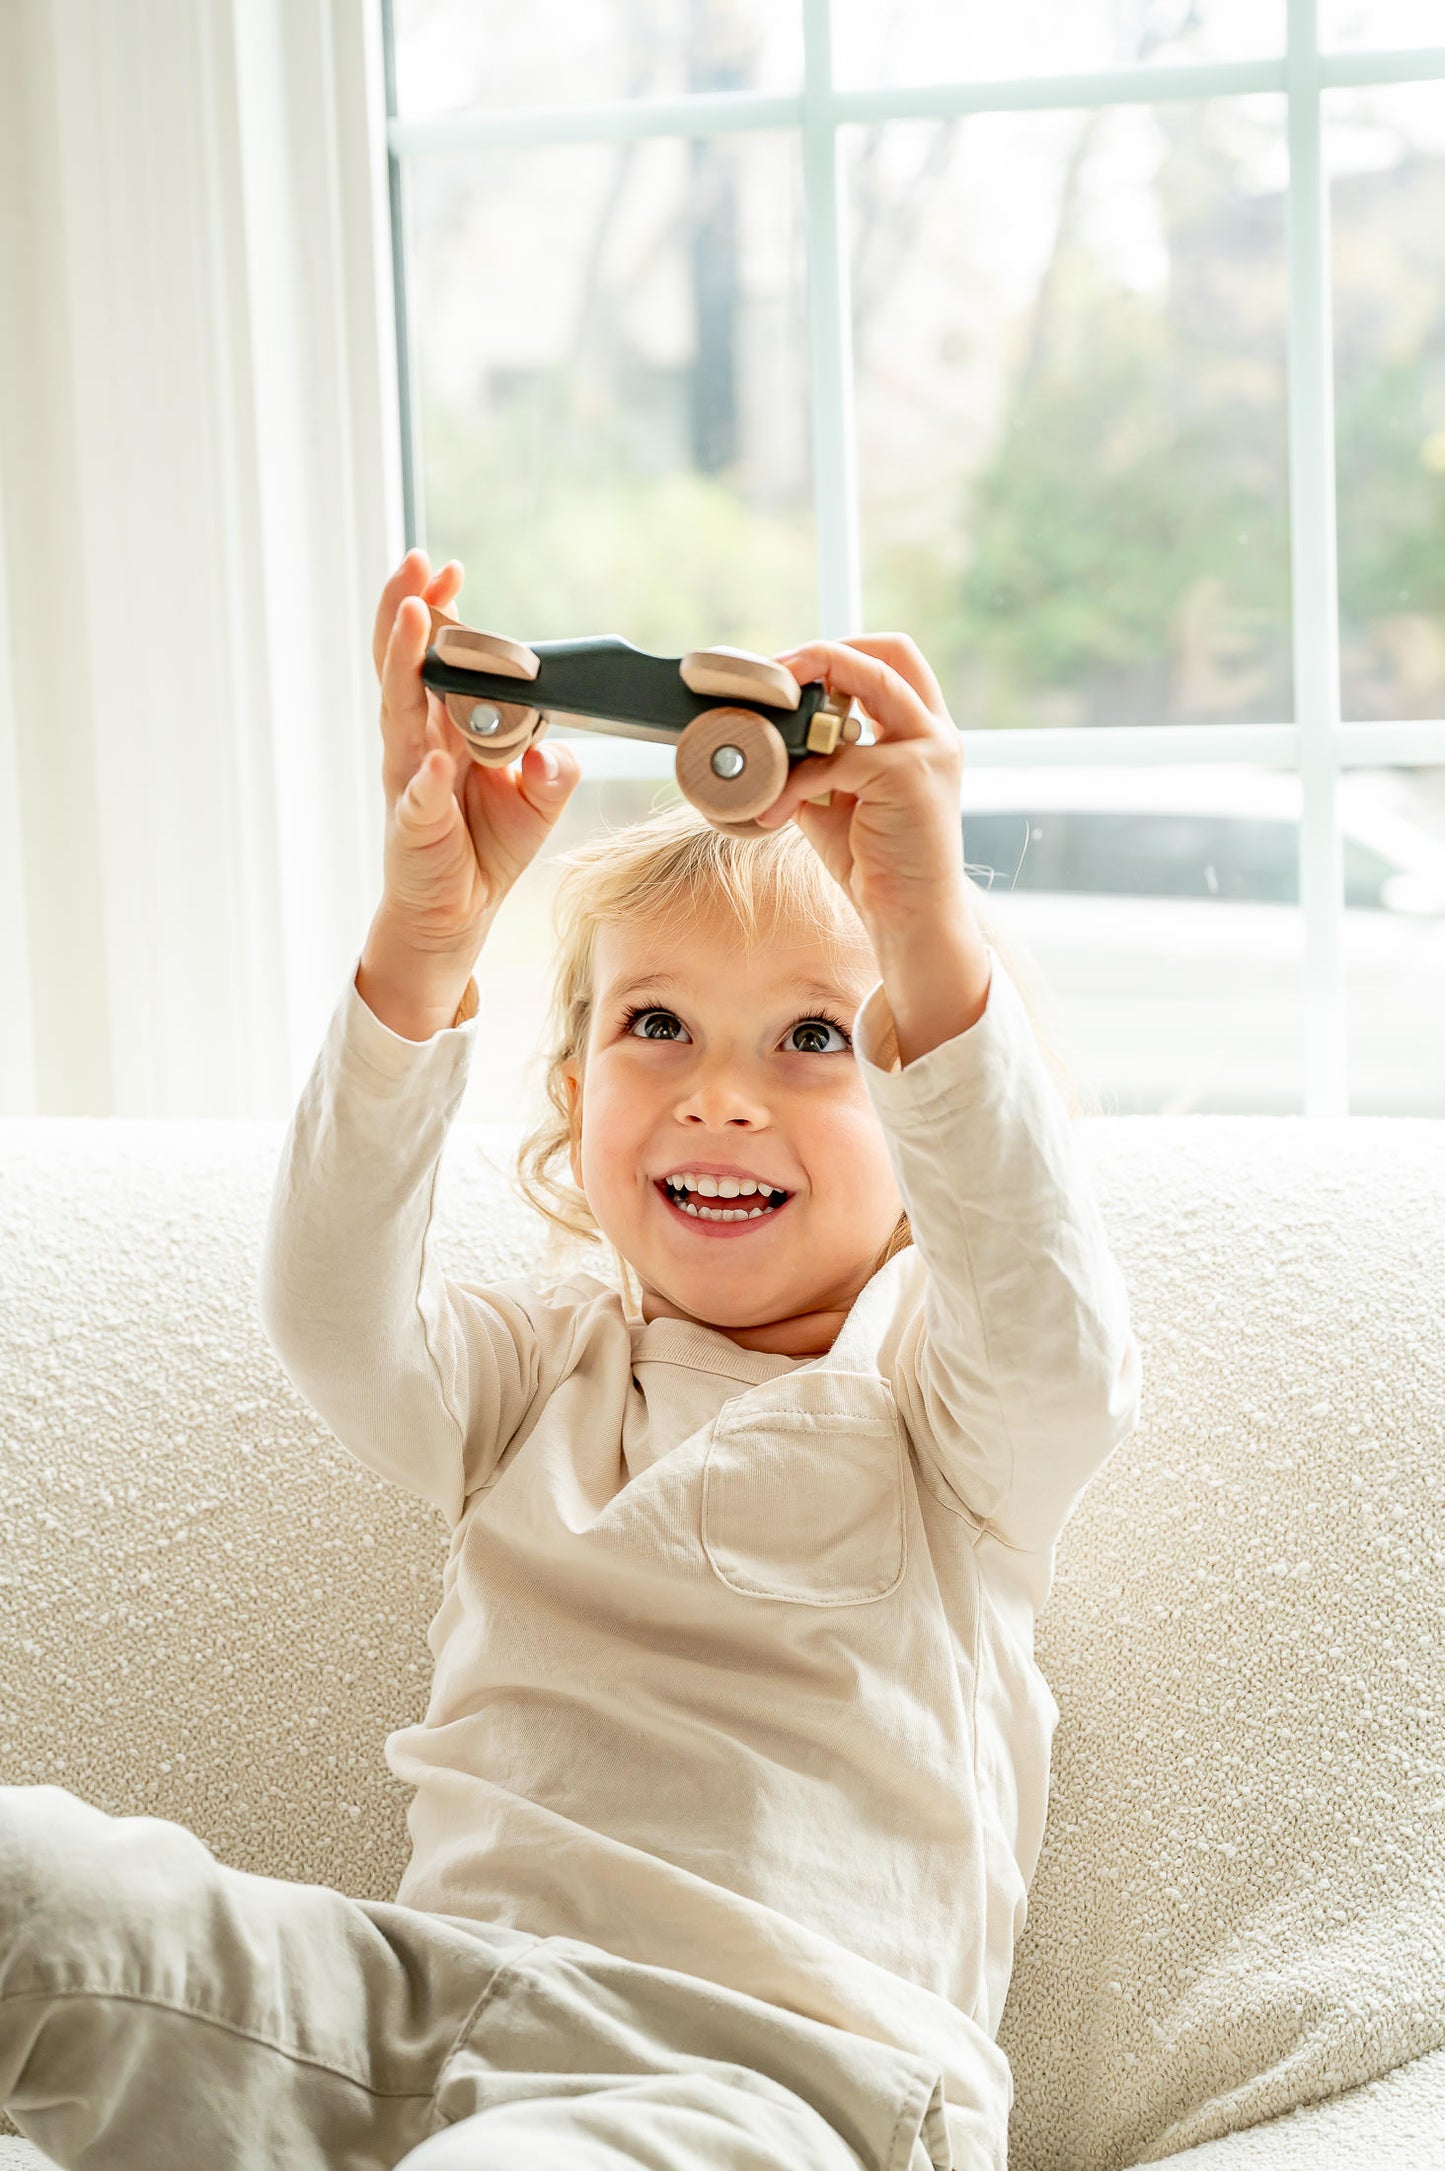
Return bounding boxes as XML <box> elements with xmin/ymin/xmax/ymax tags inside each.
<box><xmin>393</xmin><ymin>0</ymin><xmax>802</xmax><ymax>123</ymax></box>
<box><xmin>1344</xmin><ymin>767</ymin><xmax>1445</xmax><ymax>1115</ymax></box>
<box><xmin>405</xmin><ymin>131</ymin><xmax>815</xmax><ymax>662</ymax></box>
<box><xmin>958</xmin><ymin>765</ymin><xmax>1308</xmax><ymax>1112</ymax></box>
<box><xmin>1327</xmin><ymin>84</ymin><xmax>1445</xmax><ymax>723</ymax></box>
<box><xmin>1321</xmin><ymin>1</ymin><xmax>1445</xmax><ymax>50</ymax></box>
<box><xmin>832</xmin><ymin>0</ymin><xmax>1283</xmax><ymax>87</ymax></box>
<box><xmin>850</xmin><ymin>98</ymin><xmax>1292</xmax><ymax>732</ymax></box>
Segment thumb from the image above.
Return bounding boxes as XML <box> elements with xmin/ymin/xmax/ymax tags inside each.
<box><xmin>400</xmin><ymin>744</ymin><xmax>455</xmax><ymax>829</ymax></box>
<box><xmin>523</xmin><ymin>739</ymin><xmax>580</xmax><ymax>797</ymax></box>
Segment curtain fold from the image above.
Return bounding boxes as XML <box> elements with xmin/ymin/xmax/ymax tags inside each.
<box><xmin>0</xmin><ymin>0</ymin><xmax>403</xmax><ymax>1117</ymax></box>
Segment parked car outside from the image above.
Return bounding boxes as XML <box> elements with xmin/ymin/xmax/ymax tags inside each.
<box><xmin>955</xmin><ymin>765</ymin><xmax>1445</xmax><ymax>1115</ymax></box>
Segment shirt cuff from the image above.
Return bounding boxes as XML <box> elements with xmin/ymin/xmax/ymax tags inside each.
<box><xmin>336</xmin><ymin>957</ymin><xmax>480</xmax><ymax>1088</ymax></box>
<box><xmin>853</xmin><ymin>943</ymin><xmax>1032</xmax><ymax>1127</ymax></box>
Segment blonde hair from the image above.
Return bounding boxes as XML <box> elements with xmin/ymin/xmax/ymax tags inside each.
<box><xmin>512</xmin><ymin>796</ymin><xmax>1097</xmax><ymax>1314</ymax></box>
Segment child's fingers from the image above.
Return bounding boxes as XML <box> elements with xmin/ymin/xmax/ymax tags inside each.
<box><xmin>397</xmin><ymin>720</ymin><xmax>457</xmax><ymax>837</ymax></box>
<box><xmin>755</xmin><ymin>728</ymin><xmax>962</xmax><ymax>834</ymax></box>
<box><xmin>754</xmin><ymin>742</ymin><xmax>892</xmax><ymax>830</ymax></box>
<box><xmin>423</xmin><ymin>560</ymin><xmax>464</xmax><ymax>613</ymax></box>
<box><xmin>775</xmin><ymin>634</ymin><xmax>949</xmax><ymax>740</ymax></box>
<box><xmin>516</xmin><ymin>736</ymin><xmax>582</xmax><ymax>806</ymax></box>
<box><xmin>844</xmin><ymin>632</ymin><xmax>948</xmax><ymax>716</ymax></box>
<box><xmin>372</xmin><ymin>548</ymin><xmax>432</xmax><ymax>681</ymax></box>
<box><xmin>378</xmin><ymin>594</ymin><xmax>434</xmax><ymax>803</ymax></box>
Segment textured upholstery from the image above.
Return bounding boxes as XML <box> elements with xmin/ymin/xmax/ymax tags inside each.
<box><xmin>1</xmin><ymin>1115</ymin><xmax>1441</xmax><ymax>2170</ymax></box>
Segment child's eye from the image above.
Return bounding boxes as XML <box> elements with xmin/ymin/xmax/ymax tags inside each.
<box><xmin>618</xmin><ymin>1003</ymin><xmax>851</xmax><ymax>1054</ymax></box>
<box><xmin>622</xmin><ymin>1006</ymin><xmax>686</xmax><ymax>1042</ymax></box>
<box><xmin>787</xmin><ymin>1015</ymin><xmax>851</xmax><ymax>1054</ymax></box>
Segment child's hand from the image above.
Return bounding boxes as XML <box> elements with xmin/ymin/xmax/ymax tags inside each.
<box><xmin>369</xmin><ymin>551</ymin><xmax>582</xmax><ymax>956</ymax></box>
<box><xmin>756</xmin><ymin>635</ymin><xmax>969</xmax><ymax>935</ymax></box>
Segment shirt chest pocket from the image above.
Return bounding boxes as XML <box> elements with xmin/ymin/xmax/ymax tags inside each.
<box><xmin>700</xmin><ymin>1375</ymin><xmax>908</xmax><ymax>1606</ymax></box>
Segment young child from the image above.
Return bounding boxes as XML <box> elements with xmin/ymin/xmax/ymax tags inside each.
<box><xmin>270</xmin><ymin>544</ymin><xmax>1142</xmax><ymax>2164</ymax></box>
<box><xmin>0</xmin><ymin>549</ymin><xmax>1140</xmax><ymax>2171</ymax></box>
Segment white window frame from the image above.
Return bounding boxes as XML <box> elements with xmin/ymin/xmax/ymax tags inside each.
<box><xmin>383</xmin><ymin>0</ymin><xmax>1445</xmax><ymax>1117</ymax></box>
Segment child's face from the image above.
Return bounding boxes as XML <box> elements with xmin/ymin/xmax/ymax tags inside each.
<box><xmin>563</xmin><ymin>907</ymin><xmax>905</xmax><ymax>1357</ymax></box>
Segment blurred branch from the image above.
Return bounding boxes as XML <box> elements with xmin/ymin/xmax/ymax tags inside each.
<box><xmin>1017</xmin><ymin>0</ymin><xmax>1202</xmax><ymax>405</ymax></box>
<box><xmin>563</xmin><ymin>2</ymin><xmax>664</xmax><ymax>409</ymax></box>
<box><xmin>850</xmin><ymin>118</ymin><xmax>961</xmax><ymax>364</ymax></box>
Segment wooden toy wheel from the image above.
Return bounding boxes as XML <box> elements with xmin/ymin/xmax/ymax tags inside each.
<box><xmin>675</xmin><ymin>706</ymin><xmax>789</xmax><ymax>831</ymax></box>
<box><xmin>453</xmin><ymin>708</ymin><xmax>550</xmax><ymax>770</ymax></box>
<box><xmin>443</xmin><ymin>689</ymin><xmax>542</xmax><ymax>758</ymax></box>
<box><xmin>428</xmin><ymin>606</ymin><xmax>545</xmax><ymax>763</ymax></box>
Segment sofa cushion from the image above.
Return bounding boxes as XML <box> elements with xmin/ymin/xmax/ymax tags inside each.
<box><xmin>0</xmin><ymin>1114</ymin><xmax>1441</xmax><ymax>2170</ymax></box>
<box><xmin>1121</xmin><ymin>2045</ymin><xmax>1445</xmax><ymax>2169</ymax></box>
<box><xmin>999</xmin><ymin>1116</ymin><xmax>1445</xmax><ymax>2168</ymax></box>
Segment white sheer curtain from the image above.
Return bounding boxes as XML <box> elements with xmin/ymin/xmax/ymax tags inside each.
<box><xmin>0</xmin><ymin>0</ymin><xmax>402</xmax><ymax>1117</ymax></box>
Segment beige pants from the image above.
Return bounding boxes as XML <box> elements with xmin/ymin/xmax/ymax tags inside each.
<box><xmin>0</xmin><ymin>1786</ymin><xmax>957</xmax><ymax>2171</ymax></box>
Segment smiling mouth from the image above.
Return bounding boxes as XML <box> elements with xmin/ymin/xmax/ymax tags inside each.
<box><xmin>654</xmin><ymin>1179</ymin><xmax>793</xmax><ymax>1230</ymax></box>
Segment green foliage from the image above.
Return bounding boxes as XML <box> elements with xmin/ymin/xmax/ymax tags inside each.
<box><xmin>952</xmin><ymin>296</ymin><xmax>1292</xmax><ymax>727</ymax></box>
<box><xmin>1336</xmin><ymin>354</ymin><xmax>1445</xmax><ymax>628</ymax></box>
<box><xmin>423</xmin><ymin>376</ymin><xmax>818</xmax><ymax>656</ymax></box>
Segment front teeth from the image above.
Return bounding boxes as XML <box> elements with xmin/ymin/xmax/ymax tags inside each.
<box><xmin>662</xmin><ymin>1173</ymin><xmax>786</xmax><ymax>1222</ymax></box>
<box><xmin>673</xmin><ymin>1174</ymin><xmax>765</xmax><ymax>1198</ymax></box>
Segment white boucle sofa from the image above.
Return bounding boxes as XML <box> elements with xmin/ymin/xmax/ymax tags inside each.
<box><xmin>0</xmin><ymin>1113</ymin><xmax>1442</xmax><ymax>2171</ymax></box>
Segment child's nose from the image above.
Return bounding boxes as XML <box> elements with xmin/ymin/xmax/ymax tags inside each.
<box><xmin>675</xmin><ymin>1071</ymin><xmax>770</xmax><ymax>1126</ymax></box>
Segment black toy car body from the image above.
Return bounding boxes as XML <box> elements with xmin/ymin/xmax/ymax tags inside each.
<box><xmin>420</xmin><ymin>609</ymin><xmax>865</xmax><ymax>836</ymax></box>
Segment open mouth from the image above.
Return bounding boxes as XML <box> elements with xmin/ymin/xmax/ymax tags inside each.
<box><xmin>654</xmin><ymin>1177</ymin><xmax>793</xmax><ymax>1235</ymax></box>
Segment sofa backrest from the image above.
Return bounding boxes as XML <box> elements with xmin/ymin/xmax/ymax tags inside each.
<box><xmin>1</xmin><ymin>1114</ymin><xmax>1441</xmax><ymax>2169</ymax></box>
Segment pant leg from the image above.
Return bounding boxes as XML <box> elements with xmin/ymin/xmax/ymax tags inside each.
<box><xmin>406</xmin><ymin>1934</ymin><xmax>957</xmax><ymax>2171</ymax></box>
<box><xmin>0</xmin><ymin>1784</ymin><xmax>538</xmax><ymax>2171</ymax></box>
<box><xmin>401</xmin><ymin>2071</ymin><xmax>870</xmax><ymax>2171</ymax></box>
<box><xmin>0</xmin><ymin>1786</ymin><xmax>958</xmax><ymax>2171</ymax></box>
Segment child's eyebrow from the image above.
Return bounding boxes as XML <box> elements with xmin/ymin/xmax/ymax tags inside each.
<box><xmin>602</xmin><ymin>973</ymin><xmax>856</xmax><ymax>1009</ymax></box>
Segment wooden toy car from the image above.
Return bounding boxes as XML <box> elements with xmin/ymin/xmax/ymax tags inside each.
<box><xmin>420</xmin><ymin>604</ymin><xmax>866</xmax><ymax>837</ymax></box>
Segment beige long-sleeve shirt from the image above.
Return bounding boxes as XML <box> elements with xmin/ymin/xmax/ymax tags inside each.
<box><xmin>258</xmin><ymin>941</ymin><xmax>1141</xmax><ymax>2171</ymax></box>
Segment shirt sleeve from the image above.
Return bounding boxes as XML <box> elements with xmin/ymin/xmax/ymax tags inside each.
<box><xmin>256</xmin><ymin>958</ymin><xmax>557</xmax><ymax>1525</ymax></box>
<box><xmin>853</xmin><ymin>942</ymin><xmax>1142</xmax><ymax>1581</ymax></box>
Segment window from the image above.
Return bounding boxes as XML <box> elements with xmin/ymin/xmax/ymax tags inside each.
<box><xmin>382</xmin><ymin>0</ymin><xmax>1445</xmax><ymax>1119</ymax></box>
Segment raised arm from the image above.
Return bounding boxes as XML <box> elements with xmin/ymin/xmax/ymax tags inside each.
<box><xmin>257</xmin><ymin>550</ymin><xmax>583</xmax><ymax>1520</ymax></box>
<box><xmin>856</xmin><ymin>939</ymin><xmax>1142</xmax><ymax>1582</ymax></box>
<box><xmin>758</xmin><ymin>632</ymin><xmax>1141</xmax><ymax>1592</ymax></box>
<box><xmin>257</xmin><ymin>944</ymin><xmax>555</xmax><ymax>1522</ymax></box>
